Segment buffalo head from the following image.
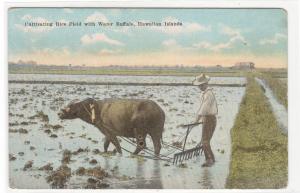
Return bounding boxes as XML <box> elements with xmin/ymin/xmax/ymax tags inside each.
<box><xmin>58</xmin><ymin>99</ymin><xmax>81</xmax><ymax>119</ymax></box>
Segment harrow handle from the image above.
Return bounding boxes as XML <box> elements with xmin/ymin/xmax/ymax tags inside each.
<box><xmin>181</xmin><ymin>122</ymin><xmax>202</xmax><ymax>128</ymax></box>
<box><xmin>181</xmin><ymin>122</ymin><xmax>203</xmax><ymax>152</ymax></box>
<box><xmin>182</xmin><ymin>126</ymin><xmax>190</xmax><ymax>152</ymax></box>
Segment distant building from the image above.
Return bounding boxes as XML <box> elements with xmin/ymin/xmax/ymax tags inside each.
<box><xmin>231</xmin><ymin>62</ymin><xmax>255</xmax><ymax>70</ymax></box>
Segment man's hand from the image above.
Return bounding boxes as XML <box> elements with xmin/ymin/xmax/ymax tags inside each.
<box><xmin>194</xmin><ymin>115</ymin><xmax>202</xmax><ymax>124</ymax></box>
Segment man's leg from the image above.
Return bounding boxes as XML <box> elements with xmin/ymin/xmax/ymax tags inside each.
<box><xmin>207</xmin><ymin>116</ymin><xmax>216</xmax><ymax>162</ymax></box>
<box><xmin>201</xmin><ymin>115</ymin><xmax>216</xmax><ymax>167</ymax></box>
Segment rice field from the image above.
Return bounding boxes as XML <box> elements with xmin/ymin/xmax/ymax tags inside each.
<box><xmin>8</xmin><ymin>75</ymin><xmax>246</xmax><ymax>189</ymax></box>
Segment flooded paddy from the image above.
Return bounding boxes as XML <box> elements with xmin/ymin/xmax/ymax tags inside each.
<box><xmin>9</xmin><ymin>74</ymin><xmax>247</xmax><ymax>85</ymax></box>
<box><xmin>9</xmin><ymin>75</ymin><xmax>246</xmax><ymax>189</ymax></box>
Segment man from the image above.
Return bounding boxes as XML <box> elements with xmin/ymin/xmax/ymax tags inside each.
<box><xmin>192</xmin><ymin>74</ymin><xmax>218</xmax><ymax>167</ymax></box>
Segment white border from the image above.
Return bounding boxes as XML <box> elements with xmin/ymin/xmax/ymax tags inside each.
<box><xmin>1</xmin><ymin>1</ymin><xmax>299</xmax><ymax>193</ymax></box>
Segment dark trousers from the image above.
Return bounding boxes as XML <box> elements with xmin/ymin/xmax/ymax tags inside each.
<box><xmin>201</xmin><ymin>115</ymin><xmax>216</xmax><ymax>162</ymax></box>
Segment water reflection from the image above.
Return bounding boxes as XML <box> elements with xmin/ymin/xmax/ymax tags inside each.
<box><xmin>200</xmin><ymin>168</ymin><xmax>213</xmax><ymax>189</ymax></box>
<box><xmin>135</xmin><ymin>159</ymin><xmax>145</xmax><ymax>189</ymax></box>
<box><xmin>151</xmin><ymin>160</ymin><xmax>163</xmax><ymax>189</ymax></box>
<box><xmin>135</xmin><ymin>160</ymin><xmax>162</xmax><ymax>189</ymax></box>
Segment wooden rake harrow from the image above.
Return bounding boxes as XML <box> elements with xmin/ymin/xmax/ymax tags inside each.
<box><xmin>173</xmin><ymin>122</ymin><xmax>203</xmax><ymax>164</ymax></box>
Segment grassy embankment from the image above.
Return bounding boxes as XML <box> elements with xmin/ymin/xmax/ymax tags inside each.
<box><xmin>9</xmin><ymin>67</ymin><xmax>245</xmax><ymax>77</ymax></box>
<box><xmin>261</xmin><ymin>73</ymin><xmax>288</xmax><ymax>108</ymax></box>
<box><xmin>226</xmin><ymin>77</ymin><xmax>288</xmax><ymax>189</ymax></box>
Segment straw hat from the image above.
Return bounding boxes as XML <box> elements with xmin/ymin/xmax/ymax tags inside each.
<box><xmin>192</xmin><ymin>74</ymin><xmax>210</xmax><ymax>86</ymax></box>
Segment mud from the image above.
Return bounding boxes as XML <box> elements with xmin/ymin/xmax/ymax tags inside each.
<box><xmin>9</xmin><ymin>128</ymin><xmax>28</xmax><ymax>134</ymax></box>
<box><xmin>46</xmin><ymin>165</ymin><xmax>71</xmax><ymax>188</ymax></box>
<box><xmin>39</xmin><ymin>163</ymin><xmax>53</xmax><ymax>171</ymax></box>
<box><xmin>23</xmin><ymin>161</ymin><xmax>33</xmax><ymax>171</ymax></box>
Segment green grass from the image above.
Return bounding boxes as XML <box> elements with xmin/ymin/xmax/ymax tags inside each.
<box><xmin>9</xmin><ymin>68</ymin><xmax>245</xmax><ymax>77</ymax></box>
<box><xmin>261</xmin><ymin>73</ymin><xmax>288</xmax><ymax>108</ymax></box>
<box><xmin>226</xmin><ymin>77</ymin><xmax>288</xmax><ymax>189</ymax></box>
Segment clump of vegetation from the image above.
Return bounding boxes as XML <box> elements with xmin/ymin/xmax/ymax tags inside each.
<box><xmin>89</xmin><ymin>159</ymin><xmax>98</xmax><ymax>165</ymax></box>
<box><xmin>85</xmin><ymin>177</ymin><xmax>109</xmax><ymax>189</ymax></box>
<box><xmin>61</xmin><ymin>150</ymin><xmax>72</xmax><ymax>164</ymax></box>
<box><xmin>9</xmin><ymin>154</ymin><xmax>16</xmax><ymax>161</ymax></box>
<box><xmin>50</xmin><ymin>134</ymin><xmax>58</xmax><ymax>138</ymax></box>
<box><xmin>29</xmin><ymin>111</ymin><xmax>49</xmax><ymax>122</ymax></box>
<box><xmin>39</xmin><ymin>163</ymin><xmax>53</xmax><ymax>171</ymax></box>
<box><xmin>24</xmin><ymin>140</ymin><xmax>30</xmax><ymax>145</ymax></box>
<box><xmin>46</xmin><ymin>165</ymin><xmax>71</xmax><ymax>188</ymax></box>
<box><xmin>30</xmin><ymin>146</ymin><xmax>35</xmax><ymax>150</ymax></box>
<box><xmin>172</xmin><ymin>141</ymin><xmax>182</xmax><ymax>148</ymax></box>
<box><xmin>9</xmin><ymin>128</ymin><xmax>28</xmax><ymax>134</ymax></box>
<box><xmin>226</xmin><ymin>77</ymin><xmax>288</xmax><ymax>189</ymax></box>
<box><xmin>75</xmin><ymin>166</ymin><xmax>109</xmax><ymax>180</ymax></box>
<box><xmin>99</xmin><ymin>150</ymin><xmax>117</xmax><ymax>157</ymax></box>
<box><xmin>23</xmin><ymin>160</ymin><xmax>33</xmax><ymax>171</ymax></box>
<box><xmin>51</xmin><ymin>124</ymin><xmax>63</xmax><ymax>130</ymax></box>
<box><xmin>72</xmin><ymin>147</ymin><xmax>90</xmax><ymax>155</ymax></box>
<box><xmin>92</xmin><ymin>149</ymin><xmax>101</xmax><ymax>154</ymax></box>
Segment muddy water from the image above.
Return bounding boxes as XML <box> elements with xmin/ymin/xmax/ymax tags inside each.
<box><xmin>255</xmin><ymin>78</ymin><xmax>288</xmax><ymax>134</ymax></box>
<box><xmin>9</xmin><ymin>77</ymin><xmax>245</xmax><ymax>189</ymax></box>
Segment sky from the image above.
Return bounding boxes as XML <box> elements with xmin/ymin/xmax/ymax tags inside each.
<box><xmin>8</xmin><ymin>8</ymin><xmax>288</xmax><ymax>68</ymax></box>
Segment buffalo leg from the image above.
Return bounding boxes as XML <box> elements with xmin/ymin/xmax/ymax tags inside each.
<box><xmin>100</xmin><ymin>127</ymin><xmax>122</xmax><ymax>154</ymax></box>
<box><xmin>133</xmin><ymin>128</ymin><xmax>146</xmax><ymax>155</ymax></box>
<box><xmin>109</xmin><ymin>135</ymin><xmax>122</xmax><ymax>154</ymax></box>
<box><xmin>102</xmin><ymin>131</ymin><xmax>122</xmax><ymax>154</ymax></box>
<box><xmin>104</xmin><ymin>137</ymin><xmax>110</xmax><ymax>152</ymax></box>
<box><xmin>150</xmin><ymin>132</ymin><xmax>161</xmax><ymax>156</ymax></box>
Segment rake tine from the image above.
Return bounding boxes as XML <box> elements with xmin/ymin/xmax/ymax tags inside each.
<box><xmin>173</xmin><ymin>145</ymin><xmax>206</xmax><ymax>164</ymax></box>
<box><xmin>174</xmin><ymin>154</ymin><xmax>178</xmax><ymax>164</ymax></box>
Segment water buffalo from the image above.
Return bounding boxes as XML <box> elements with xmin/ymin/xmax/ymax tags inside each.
<box><xmin>58</xmin><ymin>98</ymin><xmax>165</xmax><ymax>155</ymax></box>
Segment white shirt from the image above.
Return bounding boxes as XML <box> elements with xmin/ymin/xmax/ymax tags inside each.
<box><xmin>197</xmin><ymin>88</ymin><xmax>218</xmax><ymax>116</ymax></box>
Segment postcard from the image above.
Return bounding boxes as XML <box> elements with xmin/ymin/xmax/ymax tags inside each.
<box><xmin>8</xmin><ymin>6</ymin><xmax>288</xmax><ymax>189</ymax></box>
